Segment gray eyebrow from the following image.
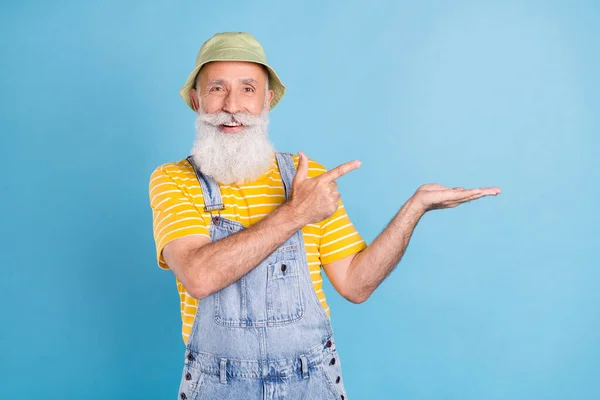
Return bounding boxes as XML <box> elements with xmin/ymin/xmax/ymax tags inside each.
<box><xmin>207</xmin><ymin>78</ymin><xmax>258</xmax><ymax>86</ymax></box>
<box><xmin>240</xmin><ymin>78</ymin><xmax>258</xmax><ymax>85</ymax></box>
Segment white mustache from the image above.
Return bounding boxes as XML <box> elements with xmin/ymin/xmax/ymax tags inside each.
<box><xmin>196</xmin><ymin>111</ymin><xmax>266</xmax><ymax>128</ymax></box>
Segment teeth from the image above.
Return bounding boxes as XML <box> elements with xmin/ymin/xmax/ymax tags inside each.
<box><xmin>223</xmin><ymin>122</ymin><xmax>241</xmax><ymax>127</ymax></box>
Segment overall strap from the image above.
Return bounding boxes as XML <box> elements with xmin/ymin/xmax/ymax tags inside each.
<box><xmin>275</xmin><ymin>152</ymin><xmax>296</xmax><ymax>201</ymax></box>
<box><xmin>185</xmin><ymin>156</ymin><xmax>225</xmax><ymax>213</ymax></box>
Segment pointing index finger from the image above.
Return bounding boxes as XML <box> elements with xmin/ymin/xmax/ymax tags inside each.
<box><xmin>320</xmin><ymin>160</ymin><xmax>362</xmax><ymax>182</ymax></box>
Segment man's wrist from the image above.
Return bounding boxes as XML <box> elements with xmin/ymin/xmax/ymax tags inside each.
<box><xmin>277</xmin><ymin>202</ymin><xmax>307</xmax><ymax>232</ymax></box>
<box><xmin>404</xmin><ymin>195</ymin><xmax>428</xmax><ymax>219</ymax></box>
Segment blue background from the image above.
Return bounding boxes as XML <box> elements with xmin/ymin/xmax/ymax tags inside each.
<box><xmin>1</xmin><ymin>0</ymin><xmax>598</xmax><ymax>398</ymax></box>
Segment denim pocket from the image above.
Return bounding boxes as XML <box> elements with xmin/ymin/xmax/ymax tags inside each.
<box><xmin>266</xmin><ymin>258</ymin><xmax>304</xmax><ymax>326</ymax></box>
<box><xmin>213</xmin><ymin>240</ymin><xmax>304</xmax><ymax>328</ymax></box>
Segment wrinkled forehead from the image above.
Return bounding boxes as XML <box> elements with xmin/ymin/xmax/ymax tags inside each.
<box><xmin>196</xmin><ymin>61</ymin><xmax>269</xmax><ymax>87</ymax></box>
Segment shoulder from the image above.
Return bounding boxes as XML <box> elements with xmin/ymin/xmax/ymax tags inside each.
<box><xmin>149</xmin><ymin>158</ymin><xmax>196</xmax><ymax>188</ymax></box>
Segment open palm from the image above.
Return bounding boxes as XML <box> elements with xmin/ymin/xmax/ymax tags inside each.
<box><xmin>413</xmin><ymin>183</ymin><xmax>501</xmax><ymax>211</ymax></box>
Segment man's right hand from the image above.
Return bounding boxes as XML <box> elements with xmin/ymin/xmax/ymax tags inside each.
<box><xmin>287</xmin><ymin>152</ymin><xmax>362</xmax><ymax>226</ymax></box>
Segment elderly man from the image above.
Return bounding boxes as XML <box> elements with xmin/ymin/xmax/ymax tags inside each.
<box><xmin>149</xmin><ymin>32</ymin><xmax>500</xmax><ymax>400</ymax></box>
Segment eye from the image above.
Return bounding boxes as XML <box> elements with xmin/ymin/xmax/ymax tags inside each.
<box><xmin>210</xmin><ymin>86</ymin><xmax>224</xmax><ymax>92</ymax></box>
<box><xmin>243</xmin><ymin>87</ymin><xmax>255</xmax><ymax>93</ymax></box>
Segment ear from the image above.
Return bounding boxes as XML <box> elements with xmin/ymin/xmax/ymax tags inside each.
<box><xmin>266</xmin><ymin>89</ymin><xmax>275</xmax><ymax>111</ymax></box>
<box><xmin>189</xmin><ymin>88</ymin><xmax>200</xmax><ymax>112</ymax></box>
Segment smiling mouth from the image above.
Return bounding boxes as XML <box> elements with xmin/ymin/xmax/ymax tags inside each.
<box><xmin>219</xmin><ymin>121</ymin><xmax>245</xmax><ymax>133</ymax></box>
<box><xmin>222</xmin><ymin>121</ymin><xmax>242</xmax><ymax>127</ymax></box>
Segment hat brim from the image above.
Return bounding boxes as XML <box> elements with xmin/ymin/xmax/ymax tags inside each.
<box><xmin>179</xmin><ymin>50</ymin><xmax>286</xmax><ymax>111</ymax></box>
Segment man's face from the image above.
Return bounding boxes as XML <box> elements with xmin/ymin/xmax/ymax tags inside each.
<box><xmin>190</xmin><ymin>61</ymin><xmax>275</xmax><ymax>132</ymax></box>
<box><xmin>188</xmin><ymin>61</ymin><xmax>277</xmax><ymax>185</ymax></box>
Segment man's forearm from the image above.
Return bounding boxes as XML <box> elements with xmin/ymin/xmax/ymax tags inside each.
<box><xmin>347</xmin><ymin>197</ymin><xmax>426</xmax><ymax>302</ymax></box>
<box><xmin>188</xmin><ymin>203</ymin><xmax>304</xmax><ymax>298</ymax></box>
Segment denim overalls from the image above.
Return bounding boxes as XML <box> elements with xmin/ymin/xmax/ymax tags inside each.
<box><xmin>177</xmin><ymin>152</ymin><xmax>348</xmax><ymax>400</ymax></box>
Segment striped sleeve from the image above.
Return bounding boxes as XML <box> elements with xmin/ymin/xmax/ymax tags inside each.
<box><xmin>319</xmin><ymin>198</ymin><xmax>367</xmax><ymax>265</ymax></box>
<box><xmin>300</xmin><ymin>159</ymin><xmax>367</xmax><ymax>265</ymax></box>
<box><xmin>149</xmin><ymin>166</ymin><xmax>209</xmax><ymax>270</ymax></box>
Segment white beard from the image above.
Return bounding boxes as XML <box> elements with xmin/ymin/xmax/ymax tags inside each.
<box><xmin>191</xmin><ymin>109</ymin><xmax>275</xmax><ymax>185</ymax></box>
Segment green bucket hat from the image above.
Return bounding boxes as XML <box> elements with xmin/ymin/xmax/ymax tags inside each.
<box><xmin>180</xmin><ymin>32</ymin><xmax>286</xmax><ymax>111</ymax></box>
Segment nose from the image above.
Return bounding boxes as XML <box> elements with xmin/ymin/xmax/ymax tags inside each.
<box><xmin>222</xmin><ymin>90</ymin><xmax>241</xmax><ymax>114</ymax></box>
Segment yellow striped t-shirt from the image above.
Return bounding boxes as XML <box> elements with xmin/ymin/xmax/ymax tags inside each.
<box><xmin>149</xmin><ymin>154</ymin><xmax>366</xmax><ymax>343</ymax></box>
